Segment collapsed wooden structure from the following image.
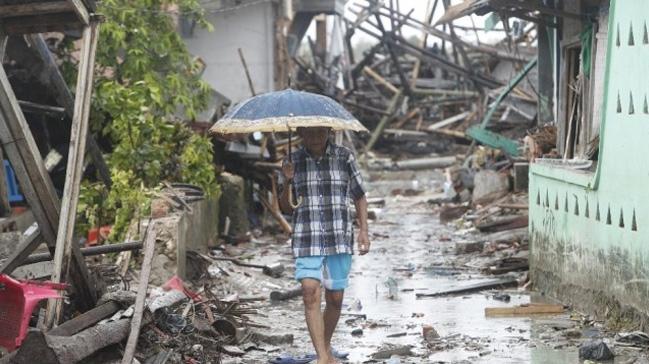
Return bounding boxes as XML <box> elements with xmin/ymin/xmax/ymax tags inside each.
<box><xmin>0</xmin><ymin>0</ymin><xmax>102</xmax><ymax>326</ymax></box>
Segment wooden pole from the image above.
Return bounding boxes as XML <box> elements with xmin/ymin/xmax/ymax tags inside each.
<box><xmin>0</xmin><ymin>35</ymin><xmax>7</xmax><ymax>62</ymax></box>
<box><xmin>237</xmin><ymin>48</ymin><xmax>256</xmax><ymax>96</ymax></box>
<box><xmin>362</xmin><ymin>66</ymin><xmax>399</xmax><ymax>94</ymax></box>
<box><xmin>410</xmin><ymin>0</ymin><xmax>438</xmax><ymax>87</ymax></box>
<box><xmin>121</xmin><ymin>226</ymin><xmax>157</xmax><ymax>364</ymax></box>
<box><xmin>364</xmin><ymin>91</ymin><xmax>403</xmax><ymax>153</ymax></box>
<box><xmin>45</xmin><ymin>21</ymin><xmax>100</xmax><ymax>328</ymax></box>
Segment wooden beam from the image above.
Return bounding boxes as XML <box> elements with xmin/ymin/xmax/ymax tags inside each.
<box><xmin>416</xmin><ymin>278</ymin><xmax>518</xmax><ymax>298</ymax></box>
<box><xmin>121</xmin><ymin>227</ymin><xmax>157</xmax><ymax>364</ymax></box>
<box><xmin>18</xmin><ymin>100</ymin><xmax>66</xmax><ymax>117</ymax></box>
<box><xmin>0</xmin><ymin>36</ymin><xmax>7</xmax><ymax>61</ymax></box>
<box><xmin>0</xmin><ymin>227</ymin><xmax>43</xmax><ymax>274</ymax></box>
<box><xmin>362</xmin><ymin>66</ymin><xmax>399</xmax><ymax>94</ymax></box>
<box><xmin>485</xmin><ymin>303</ymin><xmax>565</xmax><ymax>317</ymax></box>
<box><xmin>67</xmin><ymin>0</ymin><xmax>90</xmax><ymax>25</ymax></box>
<box><xmin>50</xmin><ymin>301</ymin><xmax>121</xmax><ymax>337</ymax></box>
<box><xmin>364</xmin><ymin>91</ymin><xmax>403</xmax><ymax>153</ymax></box>
<box><xmin>0</xmin><ymin>2</ymin><xmax>73</xmax><ymax>18</ymax></box>
<box><xmin>46</xmin><ymin>21</ymin><xmax>100</xmax><ymax>327</ymax></box>
<box><xmin>0</xmin><ymin>66</ymin><xmax>60</xmax><ymax>246</ymax></box>
<box><xmin>0</xmin><ymin>13</ymin><xmax>84</xmax><ymax>35</ymax></box>
<box><xmin>427</xmin><ymin>111</ymin><xmax>470</xmax><ymax>131</ymax></box>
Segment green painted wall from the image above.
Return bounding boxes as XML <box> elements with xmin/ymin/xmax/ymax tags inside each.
<box><xmin>529</xmin><ymin>0</ymin><xmax>649</xmax><ymax>325</ymax></box>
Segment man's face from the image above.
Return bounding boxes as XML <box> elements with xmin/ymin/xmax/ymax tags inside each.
<box><xmin>297</xmin><ymin>127</ymin><xmax>330</xmax><ymax>151</ymax></box>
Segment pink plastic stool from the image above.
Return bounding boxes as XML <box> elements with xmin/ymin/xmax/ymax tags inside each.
<box><xmin>0</xmin><ymin>274</ymin><xmax>67</xmax><ymax>352</ymax></box>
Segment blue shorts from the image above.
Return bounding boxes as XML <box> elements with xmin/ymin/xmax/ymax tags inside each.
<box><xmin>295</xmin><ymin>254</ymin><xmax>352</xmax><ymax>291</ymax></box>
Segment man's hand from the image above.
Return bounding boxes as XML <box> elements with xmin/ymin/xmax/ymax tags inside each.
<box><xmin>357</xmin><ymin>229</ymin><xmax>370</xmax><ymax>255</ymax></box>
<box><xmin>282</xmin><ymin>161</ymin><xmax>294</xmax><ymax>181</ymax></box>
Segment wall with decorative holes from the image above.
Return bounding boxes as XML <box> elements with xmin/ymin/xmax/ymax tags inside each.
<box><xmin>529</xmin><ymin>0</ymin><xmax>649</xmax><ymax>320</ymax></box>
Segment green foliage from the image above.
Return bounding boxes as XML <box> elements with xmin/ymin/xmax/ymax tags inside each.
<box><xmin>74</xmin><ymin>0</ymin><xmax>219</xmax><ymax>241</ymax></box>
<box><xmin>180</xmin><ymin>133</ymin><xmax>219</xmax><ymax>196</ymax></box>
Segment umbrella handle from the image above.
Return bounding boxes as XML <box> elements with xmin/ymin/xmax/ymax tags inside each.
<box><xmin>289</xmin><ymin>189</ymin><xmax>303</xmax><ymax>209</ymax></box>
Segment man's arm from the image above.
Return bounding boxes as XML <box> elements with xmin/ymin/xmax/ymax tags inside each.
<box><xmin>354</xmin><ymin>195</ymin><xmax>370</xmax><ymax>255</ymax></box>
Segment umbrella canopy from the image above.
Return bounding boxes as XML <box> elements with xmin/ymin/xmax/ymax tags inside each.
<box><xmin>209</xmin><ymin>89</ymin><xmax>368</xmax><ymax>134</ymax></box>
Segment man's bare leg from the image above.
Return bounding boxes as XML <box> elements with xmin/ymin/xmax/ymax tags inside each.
<box><xmin>302</xmin><ymin>279</ymin><xmax>333</xmax><ymax>364</ymax></box>
<box><xmin>324</xmin><ymin>289</ymin><xmax>344</xmax><ymax>363</ymax></box>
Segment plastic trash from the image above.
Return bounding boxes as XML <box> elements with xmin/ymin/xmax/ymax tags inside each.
<box><xmin>385</xmin><ymin>277</ymin><xmax>399</xmax><ymax>299</ymax></box>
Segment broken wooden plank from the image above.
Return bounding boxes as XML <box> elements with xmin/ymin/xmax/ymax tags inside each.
<box><xmin>488</xmin><ymin>261</ymin><xmax>529</xmax><ymax>275</ymax></box>
<box><xmin>477</xmin><ymin>215</ymin><xmax>528</xmax><ymax>233</ymax></box>
<box><xmin>394</xmin><ymin>156</ymin><xmax>457</xmax><ymax>170</ymax></box>
<box><xmin>364</xmin><ymin>91</ymin><xmax>403</xmax><ymax>153</ymax></box>
<box><xmin>0</xmin><ymin>226</ymin><xmax>43</xmax><ymax>274</ymax></box>
<box><xmin>497</xmin><ymin>203</ymin><xmax>529</xmax><ymax>210</ymax></box>
<box><xmin>416</xmin><ymin>278</ymin><xmax>518</xmax><ymax>298</ymax></box>
<box><xmin>427</xmin><ymin>111</ymin><xmax>470</xmax><ymax>131</ymax></box>
<box><xmin>20</xmin><ymin>241</ymin><xmax>143</xmax><ymax>266</ymax></box>
<box><xmin>362</xmin><ymin>66</ymin><xmax>399</xmax><ymax>94</ymax></box>
<box><xmin>0</xmin><ymin>13</ymin><xmax>84</xmax><ymax>35</ymax></box>
<box><xmin>485</xmin><ymin>303</ymin><xmax>565</xmax><ymax>317</ymax></box>
<box><xmin>50</xmin><ymin>301</ymin><xmax>121</xmax><ymax>337</ymax></box>
<box><xmin>46</xmin><ymin>21</ymin><xmax>100</xmax><ymax>327</ymax></box>
<box><xmin>0</xmin><ymin>65</ymin><xmax>60</xmax><ymax>244</ymax></box>
<box><xmin>18</xmin><ymin>100</ymin><xmax>66</xmax><ymax>117</ymax></box>
<box><xmin>121</xmin><ymin>226</ymin><xmax>157</xmax><ymax>364</ymax></box>
<box><xmin>482</xmin><ymin>227</ymin><xmax>529</xmax><ymax>244</ymax></box>
<box><xmin>0</xmin><ymin>2</ymin><xmax>73</xmax><ymax>18</ymax></box>
<box><xmin>428</xmin><ymin>128</ymin><xmax>469</xmax><ymax>139</ymax></box>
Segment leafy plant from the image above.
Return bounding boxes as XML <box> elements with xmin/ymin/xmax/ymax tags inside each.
<box><xmin>73</xmin><ymin>0</ymin><xmax>219</xmax><ymax>241</ymax></box>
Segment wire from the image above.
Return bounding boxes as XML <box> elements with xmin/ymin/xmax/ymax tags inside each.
<box><xmin>98</xmin><ymin>0</ymin><xmax>274</xmax><ymax>16</ymax></box>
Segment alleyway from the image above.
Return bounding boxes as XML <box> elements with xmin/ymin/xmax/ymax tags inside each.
<box><xmin>208</xmin><ymin>169</ymin><xmax>648</xmax><ymax>364</ymax></box>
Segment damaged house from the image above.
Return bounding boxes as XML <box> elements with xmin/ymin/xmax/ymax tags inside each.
<box><xmin>529</xmin><ymin>0</ymin><xmax>649</xmax><ymax>328</ymax></box>
<box><xmin>444</xmin><ymin>0</ymin><xmax>649</xmax><ymax>328</ymax></box>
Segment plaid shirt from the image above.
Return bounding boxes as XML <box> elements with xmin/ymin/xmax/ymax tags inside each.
<box><xmin>287</xmin><ymin>143</ymin><xmax>365</xmax><ymax>257</ymax></box>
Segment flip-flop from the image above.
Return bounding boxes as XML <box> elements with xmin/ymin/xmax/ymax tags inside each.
<box><xmin>268</xmin><ymin>354</ymin><xmax>314</xmax><ymax>364</ymax></box>
<box><xmin>332</xmin><ymin>349</ymin><xmax>349</xmax><ymax>359</ymax></box>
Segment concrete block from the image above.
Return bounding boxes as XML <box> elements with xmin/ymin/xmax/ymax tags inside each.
<box><xmin>472</xmin><ymin>170</ymin><xmax>510</xmax><ymax>205</ymax></box>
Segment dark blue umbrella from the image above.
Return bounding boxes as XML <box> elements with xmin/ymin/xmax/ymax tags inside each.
<box><xmin>209</xmin><ymin>88</ymin><xmax>367</xmax><ymax>134</ymax></box>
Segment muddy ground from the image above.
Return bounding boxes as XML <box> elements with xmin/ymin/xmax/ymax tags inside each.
<box><xmin>208</xmin><ymin>169</ymin><xmax>649</xmax><ymax>364</ymax></box>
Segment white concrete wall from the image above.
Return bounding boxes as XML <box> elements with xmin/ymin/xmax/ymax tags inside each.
<box><xmin>184</xmin><ymin>2</ymin><xmax>276</xmax><ymax>103</ymax></box>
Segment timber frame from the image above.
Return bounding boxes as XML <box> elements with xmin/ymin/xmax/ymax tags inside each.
<box><xmin>0</xmin><ymin>0</ymin><xmax>95</xmax><ymax>35</ymax></box>
<box><xmin>0</xmin><ymin>0</ymin><xmax>101</xmax><ymax>324</ymax></box>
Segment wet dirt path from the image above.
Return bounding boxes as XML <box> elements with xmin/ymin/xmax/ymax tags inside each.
<box><xmin>223</xmin><ymin>169</ymin><xmax>639</xmax><ymax>363</ymax></box>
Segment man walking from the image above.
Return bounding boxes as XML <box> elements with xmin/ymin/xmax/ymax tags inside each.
<box><xmin>280</xmin><ymin>127</ymin><xmax>370</xmax><ymax>364</ymax></box>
